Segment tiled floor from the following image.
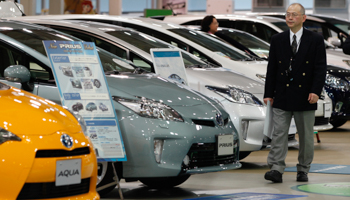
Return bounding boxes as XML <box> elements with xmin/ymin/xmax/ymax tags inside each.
<box><xmin>102</xmin><ymin>122</ymin><xmax>350</xmax><ymax>200</ymax></box>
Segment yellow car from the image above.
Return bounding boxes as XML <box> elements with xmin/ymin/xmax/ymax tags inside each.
<box><xmin>0</xmin><ymin>82</ymin><xmax>99</xmax><ymax>200</ymax></box>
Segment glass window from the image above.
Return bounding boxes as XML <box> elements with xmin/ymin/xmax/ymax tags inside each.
<box><xmin>0</xmin><ymin>40</ymin><xmax>52</xmax><ymax>81</ymax></box>
<box><xmin>2</xmin><ymin>29</ymin><xmax>135</xmax><ymax>73</ymax></box>
<box><xmin>169</xmin><ymin>28</ymin><xmax>250</xmax><ymax>61</ymax></box>
<box><xmin>220</xmin><ymin>30</ymin><xmax>270</xmax><ymax>58</ymax></box>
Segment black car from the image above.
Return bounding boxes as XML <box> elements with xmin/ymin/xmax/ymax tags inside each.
<box><xmin>72</xmin><ymin>102</ymin><xmax>84</xmax><ymax>111</ymax></box>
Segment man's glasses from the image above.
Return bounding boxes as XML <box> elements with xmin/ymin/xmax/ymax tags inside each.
<box><xmin>285</xmin><ymin>12</ymin><xmax>303</xmax><ymax>18</ymax></box>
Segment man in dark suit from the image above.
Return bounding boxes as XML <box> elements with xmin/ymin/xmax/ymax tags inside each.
<box><xmin>263</xmin><ymin>3</ymin><xmax>327</xmax><ymax>183</ymax></box>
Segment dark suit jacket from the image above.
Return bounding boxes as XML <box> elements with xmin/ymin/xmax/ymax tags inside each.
<box><xmin>264</xmin><ymin>28</ymin><xmax>327</xmax><ymax>111</ymax></box>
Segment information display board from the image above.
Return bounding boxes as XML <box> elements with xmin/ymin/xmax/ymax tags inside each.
<box><xmin>150</xmin><ymin>48</ymin><xmax>188</xmax><ymax>86</ymax></box>
<box><xmin>43</xmin><ymin>40</ymin><xmax>126</xmax><ymax>162</ymax></box>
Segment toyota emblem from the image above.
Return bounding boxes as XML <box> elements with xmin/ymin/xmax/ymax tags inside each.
<box><xmin>216</xmin><ymin>113</ymin><xmax>224</xmax><ymax>126</ymax></box>
<box><xmin>61</xmin><ymin>134</ymin><xmax>73</xmax><ymax>148</ymax></box>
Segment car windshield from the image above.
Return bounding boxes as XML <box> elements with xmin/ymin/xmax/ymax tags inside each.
<box><xmin>168</xmin><ymin>28</ymin><xmax>251</xmax><ymax>61</ymax></box>
<box><xmin>220</xmin><ymin>30</ymin><xmax>270</xmax><ymax>58</ymax></box>
<box><xmin>106</xmin><ymin>30</ymin><xmax>215</xmax><ymax>68</ymax></box>
<box><xmin>271</xmin><ymin>22</ymin><xmax>289</xmax><ymax>31</ymax></box>
<box><xmin>1</xmin><ymin>29</ymin><xmax>135</xmax><ymax>73</ymax></box>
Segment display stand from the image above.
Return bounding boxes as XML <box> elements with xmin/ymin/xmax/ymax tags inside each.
<box><xmin>96</xmin><ymin>162</ymin><xmax>124</xmax><ymax>199</ymax></box>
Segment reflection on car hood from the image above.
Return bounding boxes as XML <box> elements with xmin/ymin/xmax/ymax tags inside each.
<box><xmin>186</xmin><ymin>68</ymin><xmax>265</xmax><ymax>95</ymax></box>
<box><xmin>106</xmin><ymin>74</ymin><xmax>214</xmax><ymax>107</ymax></box>
<box><xmin>0</xmin><ymin>86</ymin><xmax>81</xmax><ymax>136</ymax></box>
<box><xmin>326</xmin><ymin>49</ymin><xmax>350</xmax><ymax>69</ymax></box>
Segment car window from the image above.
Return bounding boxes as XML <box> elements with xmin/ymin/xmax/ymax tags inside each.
<box><xmin>303</xmin><ymin>21</ymin><xmax>323</xmax><ymax>35</ymax></box>
<box><xmin>106</xmin><ymin>30</ymin><xmax>173</xmax><ymax>53</ymax></box>
<box><xmin>220</xmin><ymin>30</ymin><xmax>270</xmax><ymax>58</ymax></box>
<box><xmin>47</xmin><ymin>27</ymin><xmax>129</xmax><ymax>60</ymax></box>
<box><xmin>1</xmin><ymin>29</ymin><xmax>135</xmax><ymax>73</ymax></box>
<box><xmin>0</xmin><ymin>40</ymin><xmax>53</xmax><ymax>82</ymax></box>
<box><xmin>235</xmin><ymin>21</ymin><xmax>277</xmax><ymax>43</ymax></box>
<box><xmin>181</xmin><ymin>19</ymin><xmax>202</xmax><ymax>26</ymax></box>
<box><xmin>169</xmin><ymin>28</ymin><xmax>250</xmax><ymax>61</ymax></box>
<box><xmin>129</xmin><ymin>52</ymin><xmax>153</xmax><ymax>71</ymax></box>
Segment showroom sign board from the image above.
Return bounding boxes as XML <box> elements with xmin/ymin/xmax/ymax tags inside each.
<box><xmin>43</xmin><ymin>40</ymin><xmax>126</xmax><ymax>162</ymax></box>
<box><xmin>150</xmin><ymin>48</ymin><xmax>188</xmax><ymax>86</ymax></box>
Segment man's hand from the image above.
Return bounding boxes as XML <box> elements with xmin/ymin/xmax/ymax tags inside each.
<box><xmin>263</xmin><ymin>98</ymin><xmax>273</xmax><ymax>106</ymax></box>
<box><xmin>308</xmin><ymin>93</ymin><xmax>319</xmax><ymax>104</ymax></box>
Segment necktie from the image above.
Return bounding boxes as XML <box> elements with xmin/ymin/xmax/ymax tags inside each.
<box><xmin>292</xmin><ymin>34</ymin><xmax>297</xmax><ymax>55</ymax></box>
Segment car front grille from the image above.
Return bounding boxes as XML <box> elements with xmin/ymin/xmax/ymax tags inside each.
<box><xmin>35</xmin><ymin>147</ymin><xmax>90</xmax><ymax>158</ymax></box>
<box><xmin>192</xmin><ymin>117</ymin><xmax>229</xmax><ymax>127</ymax></box>
<box><xmin>182</xmin><ymin>142</ymin><xmax>237</xmax><ymax>171</ymax></box>
<box><xmin>314</xmin><ymin>117</ymin><xmax>329</xmax><ymax>126</ymax></box>
<box><xmin>17</xmin><ymin>178</ymin><xmax>90</xmax><ymax>199</ymax></box>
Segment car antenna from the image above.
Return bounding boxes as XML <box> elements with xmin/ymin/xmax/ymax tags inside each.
<box><xmin>166</xmin><ymin>3</ymin><xmax>177</xmax><ymax>16</ymax></box>
<box><xmin>12</xmin><ymin>0</ymin><xmax>26</xmax><ymax>16</ymax></box>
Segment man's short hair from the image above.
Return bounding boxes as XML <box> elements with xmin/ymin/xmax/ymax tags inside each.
<box><xmin>288</xmin><ymin>3</ymin><xmax>305</xmax><ymax>15</ymax></box>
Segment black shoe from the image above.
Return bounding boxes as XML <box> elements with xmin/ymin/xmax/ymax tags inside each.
<box><xmin>264</xmin><ymin>170</ymin><xmax>283</xmax><ymax>183</ymax></box>
<box><xmin>297</xmin><ymin>171</ymin><xmax>308</xmax><ymax>182</ymax></box>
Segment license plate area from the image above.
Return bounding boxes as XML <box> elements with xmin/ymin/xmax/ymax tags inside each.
<box><xmin>56</xmin><ymin>159</ymin><xmax>82</xmax><ymax>186</ymax></box>
<box><xmin>324</xmin><ymin>103</ymin><xmax>331</xmax><ymax>118</ymax></box>
<box><xmin>216</xmin><ymin>134</ymin><xmax>234</xmax><ymax>156</ymax></box>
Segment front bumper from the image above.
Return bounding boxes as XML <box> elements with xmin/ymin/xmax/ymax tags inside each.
<box><xmin>0</xmin><ymin>132</ymin><xmax>99</xmax><ymax>200</ymax></box>
<box><xmin>221</xmin><ymin>100</ymin><xmax>266</xmax><ymax>152</ymax></box>
<box><xmin>325</xmin><ymin>86</ymin><xmax>350</xmax><ymax>120</ymax></box>
<box><xmin>117</xmin><ymin>112</ymin><xmax>240</xmax><ymax>178</ymax></box>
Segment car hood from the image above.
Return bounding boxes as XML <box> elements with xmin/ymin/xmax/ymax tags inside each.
<box><xmin>326</xmin><ymin>49</ymin><xmax>350</xmax><ymax>69</ymax></box>
<box><xmin>186</xmin><ymin>68</ymin><xmax>265</xmax><ymax>95</ymax></box>
<box><xmin>106</xmin><ymin>73</ymin><xmax>215</xmax><ymax>107</ymax></box>
<box><xmin>0</xmin><ymin>85</ymin><xmax>81</xmax><ymax>136</ymax></box>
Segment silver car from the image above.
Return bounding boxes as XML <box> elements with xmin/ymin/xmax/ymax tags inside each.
<box><xmin>22</xmin><ymin>18</ymin><xmax>279</xmax><ymax>160</ymax></box>
<box><xmin>0</xmin><ymin>20</ymin><xmax>240</xmax><ymax>196</ymax></box>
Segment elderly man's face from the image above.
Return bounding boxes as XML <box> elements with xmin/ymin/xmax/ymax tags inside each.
<box><xmin>285</xmin><ymin>5</ymin><xmax>306</xmax><ymax>32</ymax></box>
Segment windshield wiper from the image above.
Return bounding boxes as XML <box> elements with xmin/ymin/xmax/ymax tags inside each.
<box><xmin>105</xmin><ymin>70</ymin><xmax>120</xmax><ymax>75</ymax></box>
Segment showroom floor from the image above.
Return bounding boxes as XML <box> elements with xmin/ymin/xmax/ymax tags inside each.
<box><xmin>102</xmin><ymin>122</ymin><xmax>350</xmax><ymax>200</ymax></box>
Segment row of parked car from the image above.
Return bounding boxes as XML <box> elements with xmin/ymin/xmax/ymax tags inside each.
<box><xmin>1</xmin><ymin>2</ymin><xmax>350</xmax><ymax>198</ymax></box>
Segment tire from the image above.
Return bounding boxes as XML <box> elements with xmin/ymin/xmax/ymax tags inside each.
<box><xmin>139</xmin><ymin>175</ymin><xmax>191</xmax><ymax>189</ymax></box>
<box><xmin>239</xmin><ymin>151</ymin><xmax>251</xmax><ymax>160</ymax></box>
<box><xmin>96</xmin><ymin>162</ymin><xmax>122</xmax><ymax>197</ymax></box>
<box><xmin>330</xmin><ymin>118</ymin><xmax>348</xmax><ymax>128</ymax></box>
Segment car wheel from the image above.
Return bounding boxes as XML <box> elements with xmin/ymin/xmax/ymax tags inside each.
<box><xmin>330</xmin><ymin>118</ymin><xmax>347</xmax><ymax>128</ymax></box>
<box><xmin>97</xmin><ymin>162</ymin><xmax>122</xmax><ymax>197</ymax></box>
<box><xmin>239</xmin><ymin>151</ymin><xmax>251</xmax><ymax>160</ymax></box>
<box><xmin>94</xmin><ymin>79</ymin><xmax>101</xmax><ymax>88</ymax></box>
<box><xmin>139</xmin><ymin>175</ymin><xmax>191</xmax><ymax>189</ymax></box>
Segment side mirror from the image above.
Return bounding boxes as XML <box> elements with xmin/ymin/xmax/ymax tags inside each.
<box><xmin>328</xmin><ymin>37</ymin><xmax>341</xmax><ymax>47</ymax></box>
<box><xmin>4</xmin><ymin>65</ymin><xmax>31</xmax><ymax>83</ymax></box>
<box><xmin>4</xmin><ymin>65</ymin><xmax>33</xmax><ymax>91</ymax></box>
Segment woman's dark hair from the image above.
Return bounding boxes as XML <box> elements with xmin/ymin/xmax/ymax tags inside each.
<box><xmin>201</xmin><ymin>15</ymin><xmax>216</xmax><ymax>32</ymax></box>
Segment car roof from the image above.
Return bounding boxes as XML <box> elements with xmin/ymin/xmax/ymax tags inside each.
<box><xmin>11</xmin><ymin>18</ymin><xmax>173</xmax><ymax>62</ymax></box>
<box><xmin>0</xmin><ymin>18</ymin><xmax>53</xmax><ymax>30</ymax></box>
<box><xmin>249</xmin><ymin>12</ymin><xmax>326</xmax><ymax>23</ymax></box>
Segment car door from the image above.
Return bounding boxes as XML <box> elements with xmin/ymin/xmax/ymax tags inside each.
<box><xmin>0</xmin><ymin>39</ymin><xmax>61</xmax><ymax>104</ymax></box>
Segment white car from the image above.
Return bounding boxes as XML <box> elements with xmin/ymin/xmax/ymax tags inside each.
<box><xmin>15</xmin><ymin>18</ymin><xmax>277</xmax><ymax>159</ymax></box>
<box><xmin>158</xmin><ymin>14</ymin><xmax>350</xmax><ymax>128</ymax></box>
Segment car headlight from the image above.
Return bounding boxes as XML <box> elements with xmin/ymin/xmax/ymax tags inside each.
<box><xmin>206</xmin><ymin>85</ymin><xmax>263</xmax><ymax>106</ymax></box>
<box><xmin>65</xmin><ymin>108</ymin><xmax>88</xmax><ymax>136</ymax></box>
<box><xmin>113</xmin><ymin>96</ymin><xmax>184</xmax><ymax>122</ymax></box>
<box><xmin>325</xmin><ymin>74</ymin><xmax>350</xmax><ymax>91</ymax></box>
<box><xmin>256</xmin><ymin>74</ymin><xmax>266</xmax><ymax>82</ymax></box>
<box><xmin>0</xmin><ymin>127</ymin><xmax>21</xmax><ymax>145</ymax></box>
